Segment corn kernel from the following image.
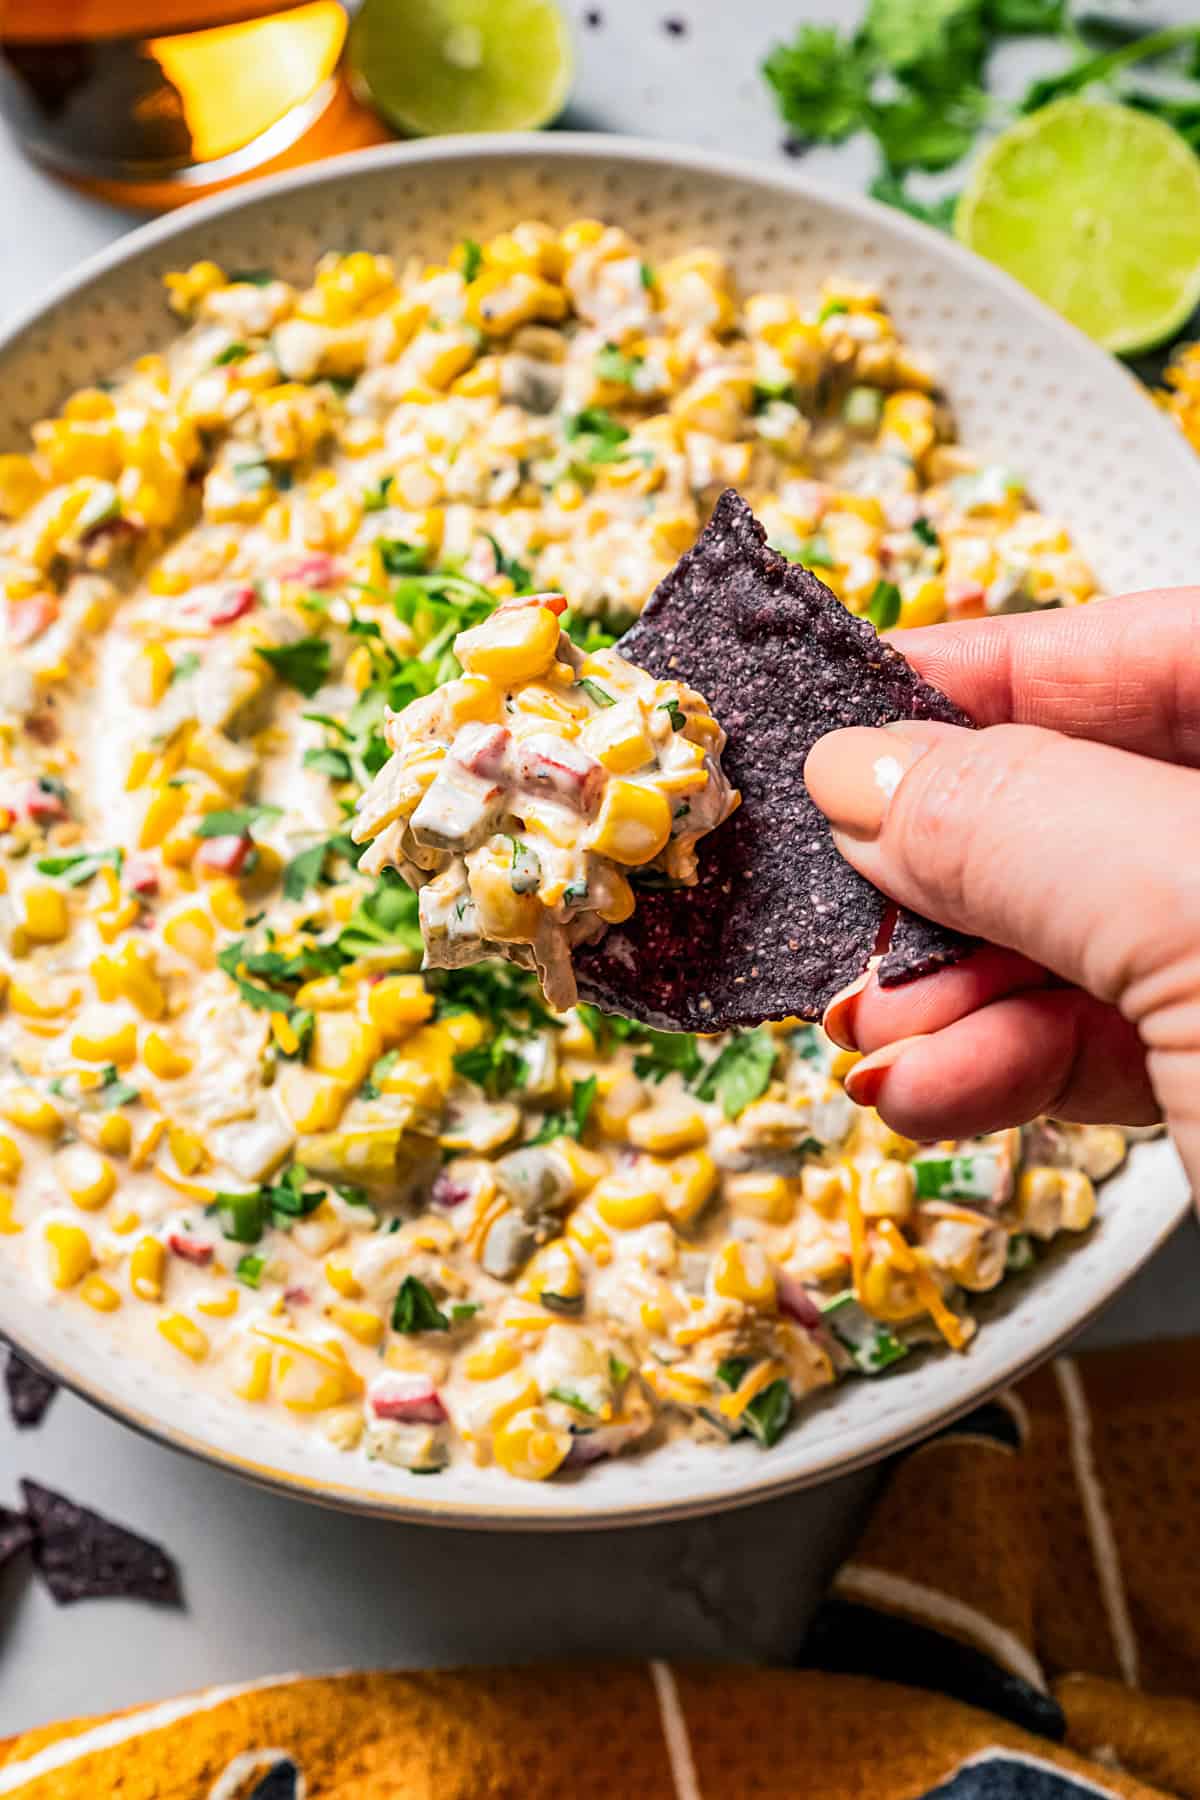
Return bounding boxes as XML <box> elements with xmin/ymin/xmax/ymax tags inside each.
<box><xmin>196</xmin><ymin>1288</ymin><xmax>239</xmax><ymax>1319</ymax></box>
<box><xmin>97</xmin><ymin>1112</ymin><xmax>133</xmax><ymax>1156</ymax></box>
<box><xmin>9</xmin><ymin>981</ymin><xmax>77</xmax><ymax>1020</ymax></box>
<box><xmin>162</xmin><ymin>905</ymin><xmax>217</xmax><ymax>966</ymax></box>
<box><xmin>657</xmin><ymin>1149</ymin><xmax>718</xmax><ymax>1225</ymax></box>
<box><xmin>465</xmin><ymin>1334</ymin><xmax>522</xmax><ymax>1381</ymax></box>
<box><xmin>628</xmin><ymin>1101</ymin><xmax>708</xmax><ymax>1155</ymax></box>
<box><xmin>167</xmin><ymin>1124</ymin><xmax>208</xmax><ymax>1176</ymax></box>
<box><xmin>278</xmin><ymin>1065</ymin><xmax>352</xmax><ymax>1133</ymax></box>
<box><xmin>45</xmin><ymin>1220</ymin><xmax>93</xmax><ymax>1289</ymax></box>
<box><xmin>725</xmin><ymin>1170</ymin><xmax>794</xmax><ymax>1223</ymax></box>
<box><xmin>0</xmin><ymin>1190</ymin><xmax>20</xmax><ymax>1235</ymax></box>
<box><xmin>91</xmin><ymin>944</ymin><xmax>166</xmax><ymax>1020</ymax></box>
<box><xmin>1</xmin><ymin>1088</ymin><xmax>63</xmax><ymax>1137</ymax></box>
<box><xmin>492</xmin><ymin>1406</ymin><xmax>571</xmax><ymax>1481</ymax></box>
<box><xmin>80</xmin><ymin>1273</ymin><xmax>121</xmax><ymax>1312</ymax></box>
<box><xmin>71</xmin><ymin>1016</ymin><xmax>138</xmax><ymax>1065</ymax></box>
<box><xmin>0</xmin><ymin>1135</ymin><xmax>22</xmax><ymax>1182</ymax></box>
<box><xmin>58</xmin><ymin>1144</ymin><xmax>117</xmax><ymax>1211</ymax></box>
<box><xmin>456</xmin><ymin>604</ymin><xmax>560</xmax><ymax>683</ymax></box>
<box><xmin>328</xmin><ymin>1302</ymin><xmax>385</xmax><ymax>1347</ymax></box>
<box><xmin>899</xmin><ymin>577</ymin><xmax>946</xmax><ymax>630</ymax></box>
<box><xmin>368</xmin><ymin>973</ymin><xmax>434</xmax><ymax>1040</ymax></box>
<box><xmin>19</xmin><ymin>885</ymin><xmax>69</xmax><ymax>945</ymax></box>
<box><xmin>130</xmin><ymin>1234</ymin><xmax>167</xmax><ymax>1301</ymax></box>
<box><xmin>133</xmin><ymin>642</ymin><xmax>175</xmax><ymax>706</ymax></box>
<box><xmin>309</xmin><ymin>1013</ymin><xmax>381</xmax><ymax>1087</ymax></box>
<box><xmin>139</xmin><ymin>784</ymin><xmax>188</xmax><ymax>850</ymax></box>
<box><xmin>325</xmin><ymin>1259</ymin><xmax>362</xmax><ymax>1299</ymax></box>
<box><xmin>593</xmin><ymin>1176</ymin><xmax>665</xmax><ymax>1231</ymax></box>
<box><xmin>158</xmin><ymin>1312</ymin><xmax>209</xmax><ymax>1362</ymax></box>
<box><xmin>712</xmin><ymin>1239</ymin><xmax>777</xmax><ymax>1308</ymax></box>
<box><xmin>861</xmin><ymin>1160</ymin><xmax>916</xmax><ymax>1220</ymax></box>
<box><xmin>590</xmin><ymin>780</ymin><xmax>672</xmax><ymax>865</ymax></box>
<box><xmin>141</xmin><ymin>1031</ymin><xmax>191</xmax><ymax>1080</ymax></box>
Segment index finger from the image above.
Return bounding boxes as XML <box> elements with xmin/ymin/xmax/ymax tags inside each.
<box><xmin>889</xmin><ymin>587</ymin><xmax>1200</xmax><ymax>766</ymax></box>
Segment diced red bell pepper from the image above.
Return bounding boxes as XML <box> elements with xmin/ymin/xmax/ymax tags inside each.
<box><xmin>776</xmin><ymin>1271</ymin><xmax>823</xmax><ymax>1330</ymax></box>
<box><xmin>500</xmin><ymin>591</ymin><xmax>567</xmax><ymax>616</ymax></box>
<box><xmin>516</xmin><ymin>735</ymin><xmax>604</xmax><ymax>811</ymax></box>
<box><xmin>21</xmin><ymin>780</ymin><xmax>67</xmax><ymax>823</ymax></box>
<box><xmin>125</xmin><ymin>855</ymin><xmax>160</xmax><ymax>896</ymax></box>
<box><xmin>168</xmin><ymin>1233</ymin><xmax>213</xmax><ymax>1266</ymax></box>
<box><xmin>368</xmin><ymin>1371</ymin><xmax>448</xmax><ymax>1424</ymax></box>
<box><xmin>452</xmin><ymin>723</ymin><xmax>511</xmax><ymax>781</ymax></box>
<box><xmin>197</xmin><ymin>833</ymin><xmax>253</xmax><ymax>874</ymax></box>
<box><xmin>8</xmin><ymin>593</ymin><xmax>58</xmax><ymax>647</ymax></box>
<box><xmin>209</xmin><ymin>583</ymin><xmax>257</xmax><ymax>627</ymax></box>
<box><xmin>280</xmin><ymin>552</ymin><xmax>340</xmax><ymax>590</ymax></box>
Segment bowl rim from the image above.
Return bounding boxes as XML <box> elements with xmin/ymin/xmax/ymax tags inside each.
<box><xmin>0</xmin><ymin>132</ymin><xmax>1191</xmax><ymax>1529</ymax></box>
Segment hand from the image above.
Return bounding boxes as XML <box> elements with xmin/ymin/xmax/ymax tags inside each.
<box><xmin>804</xmin><ymin>589</ymin><xmax>1200</xmax><ymax>1195</ymax></box>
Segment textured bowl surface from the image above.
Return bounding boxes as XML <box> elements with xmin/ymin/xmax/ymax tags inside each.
<box><xmin>0</xmin><ymin>136</ymin><xmax>1192</xmax><ymax>1528</ymax></box>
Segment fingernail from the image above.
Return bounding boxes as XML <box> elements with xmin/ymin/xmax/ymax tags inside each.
<box><xmin>821</xmin><ymin>971</ymin><xmax>869</xmax><ymax>1051</ymax></box>
<box><xmin>843</xmin><ymin>1035</ymin><xmax>925</xmax><ymax>1109</ymax></box>
<box><xmin>804</xmin><ymin>725</ymin><xmax>927</xmax><ymax>840</ymax></box>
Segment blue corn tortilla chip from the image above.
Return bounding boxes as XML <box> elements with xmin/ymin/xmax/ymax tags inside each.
<box><xmin>0</xmin><ymin>1504</ymin><xmax>33</xmax><ymax>1572</ymax></box>
<box><xmin>5</xmin><ymin>1347</ymin><xmax>58</xmax><ymax>1429</ymax></box>
<box><xmin>21</xmin><ymin>1479</ymin><xmax>183</xmax><ymax>1607</ymax></box>
<box><xmin>574</xmin><ymin>489</ymin><xmax>974</xmax><ymax>1029</ymax></box>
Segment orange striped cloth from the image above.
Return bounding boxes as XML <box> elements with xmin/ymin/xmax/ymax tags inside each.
<box><xmin>5</xmin><ymin>1339</ymin><xmax>1200</xmax><ymax>1799</ymax></box>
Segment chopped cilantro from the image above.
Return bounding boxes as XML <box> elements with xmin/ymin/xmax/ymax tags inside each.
<box><xmin>392</xmin><ymin>1275</ymin><xmax>449</xmax><ymax>1333</ymax></box>
<box><xmin>608</xmin><ymin>1353</ymin><xmax>631</xmax><ymax>1385</ymax></box>
<box><xmin>361</xmin><ymin>1048</ymin><xmax>399</xmax><ymax>1100</ymax></box>
<box><xmin>35</xmin><ymin>847</ymin><xmax>122</xmax><ymax>886</ymax></box>
<box><xmin>595</xmin><ymin>343</ymin><xmax>644</xmax><ymax>385</ymax></box>
<box><xmin>303</xmin><ymin>746</ymin><xmax>354</xmax><ymax>781</ymax></box>
<box><xmin>867</xmin><ymin>579</ymin><xmax>902</xmax><ymax>630</ymax></box>
<box><xmin>377</xmin><ymin>538</ymin><xmax>429</xmax><ymax>576</ymax></box>
<box><xmin>548</xmin><ymin>1386</ymin><xmax>598</xmax><ymax>1415</ymax></box>
<box><xmin>483</xmin><ymin>531</ymin><xmax>533</xmax><ymax>593</ymax></box>
<box><xmin>228</xmin><ymin>268</ymin><xmax>275</xmax><ymax>285</ymax></box>
<box><xmin>214</xmin><ymin>341</ymin><xmax>249</xmax><ymax>365</ymax></box>
<box><xmin>577</xmin><ymin>677</ymin><xmax>616</xmax><ymax>708</ymax></box>
<box><xmin>336</xmin><ymin>874</ymin><xmax>423</xmax><ymax>961</ymax></box>
<box><xmin>639</xmin><ymin>261</ymin><xmax>656</xmax><ymax>291</ymax></box>
<box><xmin>657</xmin><ymin>698</ymin><xmax>686</xmax><ymax>731</ymax></box>
<box><xmin>266</xmin><ymin>1163</ymin><xmax>326</xmax><ymax>1222</ymax></box>
<box><xmin>692</xmin><ymin>1028</ymin><xmax>777</xmax><ymax>1118</ymax></box>
<box><xmin>459</xmin><ymin>237</ymin><xmax>483</xmax><ymax>283</ymax></box>
<box><xmin>196</xmin><ymin>803</ymin><xmax>282</xmax><ymax>839</ymax></box>
<box><xmin>449</xmin><ymin>1301</ymin><xmax>481</xmax><ymax>1326</ymax></box>
<box><xmin>362</xmin><ymin>473</ymin><xmax>394</xmax><ymax>513</ymax></box>
<box><xmin>632</xmin><ymin>1028</ymin><xmax>702</xmax><ymax>1085</ymax></box>
<box><xmin>255</xmin><ymin>636</ymin><xmax>331</xmax><ymax>697</ymax></box>
<box><xmin>563</xmin><ymin>406</ymin><xmax>633</xmax><ymax>465</ymax></box>
<box><xmin>913</xmin><ymin>515</ymin><xmax>940</xmax><ymax>547</ymax></box>
<box><xmin>1006</xmin><ymin>1232</ymin><xmax>1035</xmax><ymax>1273</ymax></box>
<box><xmin>508</xmin><ymin>836</ymin><xmax>541</xmax><ymax>895</ymax></box>
<box><xmin>170</xmin><ymin>650</ymin><xmax>201</xmax><ymax>685</ymax></box>
<box><xmin>818</xmin><ymin>299</ymin><xmax>849</xmax><ymax>322</ymax></box>
<box><xmin>529</xmin><ymin>1076</ymin><xmax>598</xmax><ymax>1145</ymax></box>
<box><xmin>212</xmin><ymin>1189</ymin><xmax>266</xmax><ymax>1244</ymax></box>
<box><xmin>235</xmin><ymin>1252</ymin><xmax>266</xmax><ymax>1288</ymax></box>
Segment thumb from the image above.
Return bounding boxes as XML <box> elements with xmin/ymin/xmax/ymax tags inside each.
<box><xmin>803</xmin><ymin>720</ymin><xmax>1200</xmax><ymax>1014</ymax></box>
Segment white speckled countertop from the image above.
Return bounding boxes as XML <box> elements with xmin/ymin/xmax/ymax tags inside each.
<box><xmin>0</xmin><ymin>0</ymin><xmax>1197</xmax><ymax>1735</ymax></box>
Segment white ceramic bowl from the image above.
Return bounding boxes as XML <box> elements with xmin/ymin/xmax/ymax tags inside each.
<box><xmin>0</xmin><ymin>136</ymin><xmax>1192</xmax><ymax>1528</ymax></box>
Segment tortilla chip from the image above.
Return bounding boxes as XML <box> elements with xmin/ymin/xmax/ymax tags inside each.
<box><xmin>0</xmin><ymin>1504</ymin><xmax>33</xmax><ymax>1572</ymax></box>
<box><xmin>574</xmin><ymin>490</ymin><xmax>973</xmax><ymax>1029</ymax></box>
<box><xmin>879</xmin><ymin>907</ymin><xmax>977</xmax><ymax>987</ymax></box>
<box><xmin>21</xmin><ymin>1479</ymin><xmax>183</xmax><ymax>1607</ymax></box>
<box><xmin>5</xmin><ymin>1348</ymin><xmax>58</xmax><ymax>1429</ymax></box>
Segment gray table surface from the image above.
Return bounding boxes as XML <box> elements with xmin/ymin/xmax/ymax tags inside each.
<box><xmin>1</xmin><ymin>0</ymin><xmax>1198</xmax><ymax>1735</ymax></box>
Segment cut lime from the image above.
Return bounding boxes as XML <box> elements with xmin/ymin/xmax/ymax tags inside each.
<box><xmin>955</xmin><ymin>99</ymin><xmax>1200</xmax><ymax>355</ymax></box>
<box><xmin>347</xmin><ymin>0</ymin><xmax>573</xmax><ymax>138</ymax></box>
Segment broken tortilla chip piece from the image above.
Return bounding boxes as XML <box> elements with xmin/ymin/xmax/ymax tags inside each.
<box><xmin>5</xmin><ymin>1347</ymin><xmax>59</xmax><ymax>1429</ymax></box>
<box><xmin>0</xmin><ymin>1503</ymin><xmax>33</xmax><ymax>1572</ymax></box>
<box><xmin>574</xmin><ymin>489</ymin><xmax>975</xmax><ymax>1030</ymax></box>
<box><xmin>21</xmin><ymin>1479</ymin><xmax>184</xmax><ymax>1608</ymax></box>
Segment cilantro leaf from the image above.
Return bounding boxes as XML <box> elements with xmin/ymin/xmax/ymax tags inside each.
<box><xmin>867</xmin><ymin>579</ymin><xmax>902</xmax><ymax>629</ymax></box>
<box><xmin>763</xmin><ymin>25</ymin><xmax>875</xmax><ymax>143</ymax></box>
<box><xmin>872</xmin><ymin>86</ymin><xmax>985</xmax><ymax>172</ymax></box>
<box><xmin>563</xmin><ymin>407</ymin><xmax>635</xmax><ymax>465</ymax></box>
<box><xmin>595</xmin><ymin>343</ymin><xmax>645</xmax><ymax>386</ymax></box>
<box><xmin>529</xmin><ymin>1075</ymin><xmax>598</xmax><ymax>1145</ymax></box>
<box><xmin>483</xmin><ymin>532</ymin><xmax>533</xmax><ymax>593</ymax></box>
<box><xmin>632</xmin><ymin>1028</ymin><xmax>702</xmax><ymax>1084</ymax></box>
<box><xmin>337</xmin><ymin>874</ymin><xmax>422</xmax><ymax>961</ymax></box>
<box><xmin>459</xmin><ymin>238</ymin><xmax>483</xmax><ymax>283</ymax></box>
<box><xmin>657</xmin><ymin>699</ymin><xmax>686</xmax><ymax>731</ymax></box>
<box><xmin>377</xmin><ymin>538</ymin><xmax>429</xmax><ymax>576</ymax></box>
<box><xmin>863</xmin><ymin>0</ymin><xmax>986</xmax><ymax>92</ymax></box>
<box><xmin>868</xmin><ymin>171</ymin><xmax>960</xmax><ymax>232</ymax></box>
<box><xmin>171</xmin><ymin>651</ymin><xmax>201</xmax><ymax>685</ymax></box>
<box><xmin>692</xmin><ymin>1028</ymin><xmax>777</xmax><ymax>1118</ymax></box>
<box><xmin>392</xmin><ymin>1275</ymin><xmax>449</xmax><ymax>1333</ymax></box>
<box><xmin>578</xmin><ymin>677</ymin><xmax>616</xmax><ymax>708</ymax></box>
<box><xmin>196</xmin><ymin>804</ymin><xmax>282</xmax><ymax>839</ymax></box>
<box><xmin>303</xmin><ymin>746</ymin><xmax>353</xmax><ymax>781</ymax></box>
<box><xmin>547</xmin><ymin>1385</ymin><xmax>598</xmax><ymax>1415</ymax></box>
<box><xmin>235</xmin><ymin>1252</ymin><xmax>266</xmax><ymax>1288</ymax></box>
<box><xmin>35</xmin><ymin>847</ymin><xmax>122</xmax><ymax>886</ymax></box>
<box><xmin>255</xmin><ymin>636</ymin><xmax>331</xmax><ymax>697</ymax></box>
<box><xmin>362</xmin><ymin>473</ymin><xmax>394</xmax><ymax>513</ymax></box>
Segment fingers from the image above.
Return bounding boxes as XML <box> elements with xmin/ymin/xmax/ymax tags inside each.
<box><xmin>823</xmin><ymin>946</ymin><xmax>1050</xmax><ymax>1053</ymax></box>
<box><xmin>888</xmin><ymin>588</ymin><xmax>1200</xmax><ymax>767</ymax></box>
<box><xmin>843</xmin><ymin>989</ymin><xmax>1159</xmax><ymax>1140</ymax></box>
<box><xmin>804</xmin><ymin>719</ymin><xmax>1200</xmax><ymax>1011</ymax></box>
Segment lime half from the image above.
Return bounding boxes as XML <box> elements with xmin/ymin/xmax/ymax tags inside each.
<box><xmin>348</xmin><ymin>0</ymin><xmax>573</xmax><ymax>137</ymax></box>
<box><xmin>955</xmin><ymin>99</ymin><xmax>1200</xmax><ymax>354</ymax></box>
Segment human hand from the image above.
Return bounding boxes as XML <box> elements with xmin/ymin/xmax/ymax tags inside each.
<box><xmin>803</xmin><ymin>589</ymin><xmax>1200</xmax><ymax>1195</ymax></box>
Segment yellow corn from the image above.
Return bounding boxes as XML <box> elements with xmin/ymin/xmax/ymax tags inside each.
<box><xmin>167</xmin><ymin>1124</ymin><xmax>208</xmax><ymax>1176</ymax></box>
<box><xmin>58</xmin><ymin>1144</ymin><xmax>117</xmax><ymax>1211</ymax></box>
<box><xmin>232</xmin><ymin>1344</ymin><xmax>274</xmax><ymax>1403</ymax></box>
<box><xmin>97</xmin><ymin>1112</ymin><xmax>133</xmax><ymax>1156</ymax></box>
<box><xmin>133</xmin><ymin>642</ymin><xmax>175</xmax><ymax>706</ymax></box>
<box><xmin>492</xmin><ymin>1407</ymin><xmax>571</xmax><ymax>1481</ymax></box>
<box><xmin>143</xmin><ymin>1031</ymin><xmax>192</xmax><ymax>1080</ymax></box>
<box><xmin>327</xmin><ymin>1302</ymin><xmax>385</xmax><ymax>1347</ymax></box>
<box><xmin>80</xmin><ymin>1273</ymin><xmax>121</xmax><ymax>1312</ymax></box>
<box><xmin>593</xmin><ymin>1176</ymin><xmax>664</xmax><ymax>1231</ymax></box>
<box><xmin>712</xmin><ymin>1239</ymin><xmax>777</xmax><ymax>1308</ymax></box>
<box><xmin>368</xmin><ymin>974</ymin><xmax>434</xmax><ymax>1039</ymax></box>
<box><xmin>0</xmin><ymin>1191</ymin><xmax>20</xmax><ymax>1235</ymax></box>
<box><xmin>628</xmin><ymin>1101</ymin><xmax>708</xmax><ymax>1155</ymax></box>
<box><xmin>1</xmin><ymin>1088</ymin><xmax>63</xmax><ymax>1137</ymax></box>
<box><xmin>657</xmin><ymin>1149</ymin><xmax>718</xmax><ymax>1225</ymax></box>
<box><xmin>465</xmin><ymin>1334</ymin><xmax>522</xmax><ymax>1381</ymax></box>
<box><xmin>0</xmin><ymin>1134</ymin><xmax>22</xmax><ymax>1182</ymax></box>
<box><xmin>590</xmin><ymin>780</ymin><xmax>672</xmax><ymax>865</ymax></box>
<box><xmin>45</xmin><ymin>1220</ymin><xmax>93</xmax><ymax>1289</ymax></box>
<box><xmin>309</xmin><ymin>1013</ymin><xmax>381</xmax><ymax>1087</ymax></box>
<box><xmin>455</xmin><ymin>604</ymin><xmax>560</xmax><ymax>683</ymax></box>
<box><xmin>71</xmin><ymin>1016</ymin><xmax>138</xmax><ymax>1065</ymax></box>
<box><xmin>161</xmin><ymin>905</ymin><xmax>217</xmax><ymax>966</ymax></box>
<box><xmin>138</xmin><ymin>784</ymin><xmax>188</xmax><ymax>850</ymax></box>
<box><xmin>158</xmin><ymin>1312</ymin><xmax>210</xmax><ymax>1362</ymax></box>
<box><xmin>91</xmin><ymin>944</ymin><xmax>166</xmax><ymax>1020</ymax></box>
<box><xmin>196</xmin><ymin>1288</ymin><xmax>239</xmax><ymax>1319</ymax></box>
<box><xmin>19</xmin><ymin>885</ymin><xmax>69</xmax><ymax>945</ymax></box>
<box><xmin>130</xmin><ymin>1235</ymin><xmax>167</xmax><ymax>1301</ymax></box>
<box><xmin>279</xmin><ymin>1065</ymin><xmax>352</xmax><ymax>1133</ymax></box>
<box><xmin>725</xmin><ymin>1170</ymin><xmax>794</xmax><ymax>1223</ymax></box>
<box><xmin>325</xmin><ymin>1259</ymin><xmax>362</xmax><ymax>1299</ymax></box>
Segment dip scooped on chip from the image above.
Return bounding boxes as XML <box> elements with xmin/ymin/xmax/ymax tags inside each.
<box><xmin>354</xmin><ymin>490</ymin><xmax>973</xmax><ymax>1023</ymax></box>
<box><xmin>351</xmin><ymin>592</ymin><xmax>739</xmax><ymax>1010</ymax></box>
